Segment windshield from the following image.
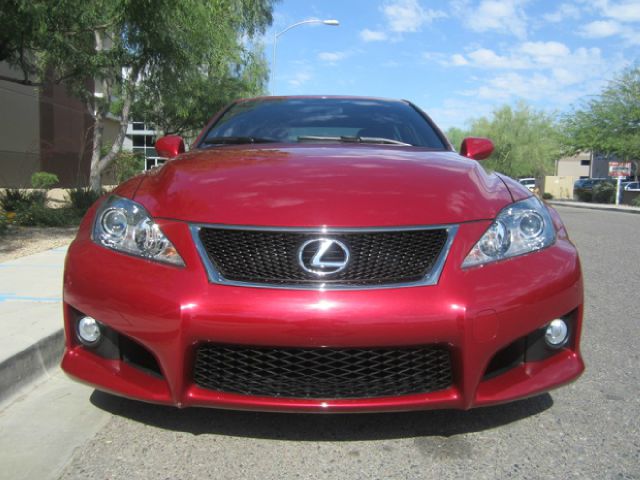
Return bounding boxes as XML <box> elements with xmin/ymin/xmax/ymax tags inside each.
<box><xmin>200</xmin><ymin>98</ymin><xmax>447</xmax><ymax>148</ymax></box>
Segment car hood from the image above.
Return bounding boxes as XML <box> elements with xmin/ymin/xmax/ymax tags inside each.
<box><xmin>131</xmin><ymin>145</ymin><xmax>515</xmax><ymax>227</ymax></box>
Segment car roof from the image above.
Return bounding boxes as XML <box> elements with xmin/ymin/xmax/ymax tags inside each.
<box><xmin>233</xmin><ymin>95</ymin><xmax>410</xmax><ymax>105</ymax></box>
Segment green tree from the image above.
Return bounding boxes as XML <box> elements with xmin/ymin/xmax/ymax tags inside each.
<box><xmin>561</xmin><ymin>65</ymin><xmax>640</xmax><ymax>176</ymax></box>
<box><xmin>444</xmin><ymin>127</ymin><xmax>467</xmax><ymax>152</ymax></box>
<box><xmin>0</xmin><ymin>0</ymin><xmax>277</xmax><ymax>191</ymax></box>
<box><xmin>132</xmin><ymin>44</ymin><xmax>269</xmax><ymax>137</ymax></box>
<box><xmin>450</xmin><ymin>103</ymin><xmax>561</xmax><ymax>178</ymax></box>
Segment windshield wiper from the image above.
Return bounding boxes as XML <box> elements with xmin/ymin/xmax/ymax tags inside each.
<box><xmin>297</xmin><ymin>135</ymin><xmax>412</xmax><ymax>146</ymax></box>
<box><xmin>202</xmin><ymin>136</ymin><xmax>278</xmax><ymax>145</ymax></box>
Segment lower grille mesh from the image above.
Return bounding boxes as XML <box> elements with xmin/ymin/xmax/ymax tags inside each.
<box><xmin>193</xmin><ymin>344</ymin><xmax>452</xmax><ymax>399</ymax></box>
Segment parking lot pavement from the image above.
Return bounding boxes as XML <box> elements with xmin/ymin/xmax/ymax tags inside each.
<box><xmin>2</xmin><ymin>205</ymin><xmax>639</xmax><ymax>480</ymax></box>
<box><xmin>0</xmin><ymin>247</ymin><xmax>67</xmax><ymax>402</ymax></box>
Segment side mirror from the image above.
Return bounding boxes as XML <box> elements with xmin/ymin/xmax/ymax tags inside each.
<box><xmin>155</xmin><ymin>135</ymin><xmax>185</xmax><ymax>159</ymax></box>
<box><xmin>460</xmin><ymin>137</ymin><xmax>494</xmax><ymax>161</ymax></box>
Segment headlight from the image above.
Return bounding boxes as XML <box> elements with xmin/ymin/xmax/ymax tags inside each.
<box><xmin>92</xmin><ymin>196</ymin><xmax>184</xmax><ymax>266</ymax></box>
<box><xmin>462</xmin><ymin>197</ymin><xmax>555</xmax><ymax>268</ymax></box>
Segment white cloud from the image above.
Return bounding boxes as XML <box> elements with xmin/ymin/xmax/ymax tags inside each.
<box><xmin>381</xmin><ymin>0</ymin><xmax>447</xmax><ymax>33</ymax></box>
<box><xmin>422</xmin><ymin>51</ymin><xmax>447</xmax><ymax>63</ymax></box>
<box><xmin>520</xmin><ymin>41</ymin><xmax>571</xmax><ymax>65</ymax></box>
<box><xmin>552</xmin><ymin>67</ymin><xmax>582</xmax><ymax>86</ymax></box>
<box><xmin>543</xmin><ymin>3</ymin><xmax>581</xmax><ymax>23</ymax></box>
<box><xmin>448</xmin><ymin>42</ymin><xmax>600</xmax><ymax>71</ymax></box>
<box><xmin>580</xmin><ymin>19</ymin><xmax>624</xmax><ymax>37</ymax></box>
<box><xmin>318</xmin><ymin>51</ymin><xmax>349</xmax><ymax>63</ymax></box>
<box><xmin>449</xmin><ymin>40</ymin><xmax>616</xmax><ymax>106</ymax></box>
<box><xmin>622</xmin><ymin>30</ymin><xmax>640</xmax><ymax>44</ymax></box>
<box><xmin>597</xmin><ymin>0</ymin><xmax>640</xmax><ymax>23</ymax></box>
<box><xmin>466</xmin><ymin>48</ymin><xmax>529</xmax><ymax>69</ymax></box>
<box><xmin>360</xmin><ymin>29</ymin><xmax>388</xmax><ymax>42</ymax></box>
<box><xmin>453</xmin><ymin>0</ymin><xmax>528</xmax><ymax>38</ymax></box>
<box><xmin>450</xmin><ymin>54</ymin><xmax>469</xmax><ymax>66</ymax></box>
<box><xmin>288</xmin><ymin>71</ymin><xmax>312</xmax><ymax>88</ymax></box>
<box><xmin>579</xmin><ymin>19</ymin><xmax>640</xmax><ymax>44</ymax></box>
<box><xmin>463</xmin><ymin>71</ymin><xmax>582</xmax><ymax>102</ymax></box>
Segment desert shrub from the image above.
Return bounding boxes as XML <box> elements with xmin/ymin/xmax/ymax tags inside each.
<box><xmin>1</xmin><ymin>189</ymin><xmax>31</xmax><ymax>211</ymax></box>
<box><xmin>542</xmin><ymin>192</ymin><xmax>553</xmax><ymax>200</ymax></box>
<box><xmin>31</xmin><ymin>171</ymin><xmax>59</xmax><ymax>190</ymax></box>
<box><xmin>632</xmin><ymin>196</ymin><xmax>640</xmax><ymax>207</ymax></box>
<box><xmin>113</xmin><ymin>151</ymin><xmax>144</xmax><ymax>184</ymax></box>
<box><xmin>15</xmin><ymin>205</ymin><xmax>79</xmax><ymax>227</ymax></box>
<box><xmin>28</xmin><ymin>190</ymin><xmax>47</xmax><ymax>206</ymax></box>
<box><xmin>68</xmin><ymin>187</ymin><xmax>102</xmax><ymax>215</ymax></box>
<box><xmin>0</xmin><ymin>214</ymin><xmax>8</xmax><ymax>235</ymax></box>
<box><xmin>575</xmin><ymin>190</ymin><xmax>592</xmax><ymax>202</ymax></box>
<box><xmin>593</xmin><ymin>182</ymin><xmax>616</xmax><ymax>204</ymax></box>
<box><xmin>0</xmin><ymin>189</ymin><xmax>47</xmax><ymax>210</ymax></box>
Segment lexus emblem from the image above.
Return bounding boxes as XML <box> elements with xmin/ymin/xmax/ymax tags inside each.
<box><xmin>298</xmin><ymin>238</ymin><xmax>350</xmax><ymax>276</ymax></box>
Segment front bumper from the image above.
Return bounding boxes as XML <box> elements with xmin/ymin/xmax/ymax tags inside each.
<box><xmin>62</xmin><ymin>215</ymin><xmax>584</xmax><ymax>412</ymax></box>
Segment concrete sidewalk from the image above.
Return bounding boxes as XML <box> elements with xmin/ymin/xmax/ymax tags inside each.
<box><xmin>0</xmin><ymin>247</ymin><xmax>67</xmax><ymax>402</ymax></box>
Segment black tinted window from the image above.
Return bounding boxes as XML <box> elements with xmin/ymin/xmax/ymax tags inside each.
<box><xmin>201</xmin><ymin>98</ymin><xmax>446</xmax><ymax>148</ymax></box>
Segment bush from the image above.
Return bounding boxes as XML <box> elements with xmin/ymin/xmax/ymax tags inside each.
<box><xmin>1</xmin><ymin>189</ymin><xmax>31</xmax><ymax>212</ymax></box>
<box><xmin>113</xmin><ymin>151</ymin><xmax>144</xmax><ymax>184</ymax></box>
<box><xmin>632</xmin><ymin>196</ymin><xmax>640</xmax><ymax>207</ymax></box>
<box><xmin>0</xmin><ymin>214</ymin><xmax>8</xmax><ymax>235</ymax></box>
<box><xmin>575</xmin><ymin>190</ymin><xmax>592</xmax><ymax>202</ymax></box>
<box><xmin>15</xmin><ymin>204</ymin><xmax>80</xmax><ymax>227</ymax></box>
<box><xmin>542</xmin><ymin>192</ymin><xmax>553</xmax><ymax>200</ymax></box>
<box><xmin>31</xmin><ymin>171</ymin><xmax>59</xmax><ymax>190</ymax></box>
<box><xmin>27</xmin><ymin>190</ymin><xmax>47</xmax><ymax>206</ymax></box>
<box><xmin>0</xmin><ymin>189</ymin><xmax>47</xmax><ymax>210</ymax></box>
<box><xmin>67</xmin><ymin>187</ymin><xmax>102</xmax><ymax>215</ymax></box>
<box><xmin>593</xmin><ymin>182</ymin><xmax>616</xmax><ymax>204</ymax></box>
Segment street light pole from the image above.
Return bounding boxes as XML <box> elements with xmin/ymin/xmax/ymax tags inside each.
<box><xmin>271</xmin><ymin>19</ymin><xmax>339</xmax><ymax>95</ymax></box>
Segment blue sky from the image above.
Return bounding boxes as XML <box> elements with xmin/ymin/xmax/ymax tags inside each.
<box><xmin>263</xmin><ymin>0</ymin><xmax>639</xmax><ymax>130</ymax></box>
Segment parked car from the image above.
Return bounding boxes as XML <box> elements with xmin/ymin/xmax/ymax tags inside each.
<box><xmin>623</xmin><ymin>181</ymin><xmax>640</xmax><ymax>191</ymax></box>
<box><xmin>62</xmin><ymin>96</ymin><xmax>584</xmax><ymax>412</ymax></box>
<box><xmin>573</xmin><ymin>178</ymin><xmax>612</xmax><ymax>201</ymax></box>
<box><xmin>518</xmin><ymin>177</ymin><xmax>536</xmax><ymax>192</ymax></box>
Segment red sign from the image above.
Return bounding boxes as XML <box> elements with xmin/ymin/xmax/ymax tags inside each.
<box><xmin>608</xmin><ymin>162</ymin><xmax>632</xmax><ymax>177</ymax></box>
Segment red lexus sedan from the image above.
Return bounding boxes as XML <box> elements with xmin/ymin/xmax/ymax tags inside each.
<box><xmin>62</xmin><ymin>96</ymin><xmax>584</xmax><ymax>412</ymax></box>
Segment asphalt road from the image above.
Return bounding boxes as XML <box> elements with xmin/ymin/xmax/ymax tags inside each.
<box><xmin>7</xmin><ymin>206</ymin><xmax>640</xmax><ymax>480</ymax></box>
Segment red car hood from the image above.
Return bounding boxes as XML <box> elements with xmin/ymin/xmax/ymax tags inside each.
<box><xmin>132</xmin><ymin>145</ymin><xmax>513</xmax><ymax>227</ymax></box>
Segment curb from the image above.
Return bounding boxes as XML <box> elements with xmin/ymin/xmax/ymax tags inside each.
<box><xmin>0</xmin><ymin>329</ymin><xmax>64</xmax><ymax>404</ymax></box>
<box><xmin>548</xmin><ymin>200</ymin><xmax>640</xmax><ymax>215</ymax></box>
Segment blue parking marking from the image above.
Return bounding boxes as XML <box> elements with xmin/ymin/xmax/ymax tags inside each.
<box><xmin>0</xmin><ymin>293</ymin><xmax>61</xmax><ymax>303</ymax></box>
<box><xmin>0</xmin><ymin>264</ymin><xmax>63</xmax><ymax>268</ymax></box>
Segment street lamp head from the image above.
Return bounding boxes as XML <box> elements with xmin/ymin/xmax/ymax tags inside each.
<box><xmin>272</xmin><ymin>18</ymin><xmax>340</xmax><ymax>95</ymax></box>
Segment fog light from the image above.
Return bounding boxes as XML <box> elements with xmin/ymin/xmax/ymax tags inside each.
<box><xmin>545</xmin><ymin>319</ymin><xmax>569</xmax><ymax>348</ymax></box>
<box><xmin>77</xmin><ymin>316</ymin><xmax>101</xmax><ymax>345</ymax></box>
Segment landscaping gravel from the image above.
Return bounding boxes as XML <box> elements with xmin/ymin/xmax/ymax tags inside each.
<box><xmin>0</xmin><ymin>227</ymin><xmax>78</xmax><ymax>262</ymax></box>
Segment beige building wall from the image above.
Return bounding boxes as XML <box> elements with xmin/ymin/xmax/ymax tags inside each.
<box><xmin>0</xmin><ymin>63</ymin><xmax>41</xmax><ymax>186</ymax></box>
<box><xmin>556</xmin><ymin>152</ymin><xmax>591</xmax><ymax>178</ymax></box>
<box><xmin>544</xmin><ymin>176</ymin><xmax>577</xmax><ymax>200</ymax></box>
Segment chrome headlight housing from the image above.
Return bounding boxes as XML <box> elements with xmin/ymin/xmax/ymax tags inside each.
<box><xmin>92</xmin><ymin>196</ymin><xmax>184</xmax><ymax>266</ymax></box>
<box><xmin>462</xmin><ymin>197</ymin><xmax>555</xmax><ymax>268</ymax></box>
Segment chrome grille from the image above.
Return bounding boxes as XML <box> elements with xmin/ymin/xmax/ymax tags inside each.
<box><xmin>194</xmin><ymin>226</ymin><xmax>454</xmax><ymax>288</ymax></box>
